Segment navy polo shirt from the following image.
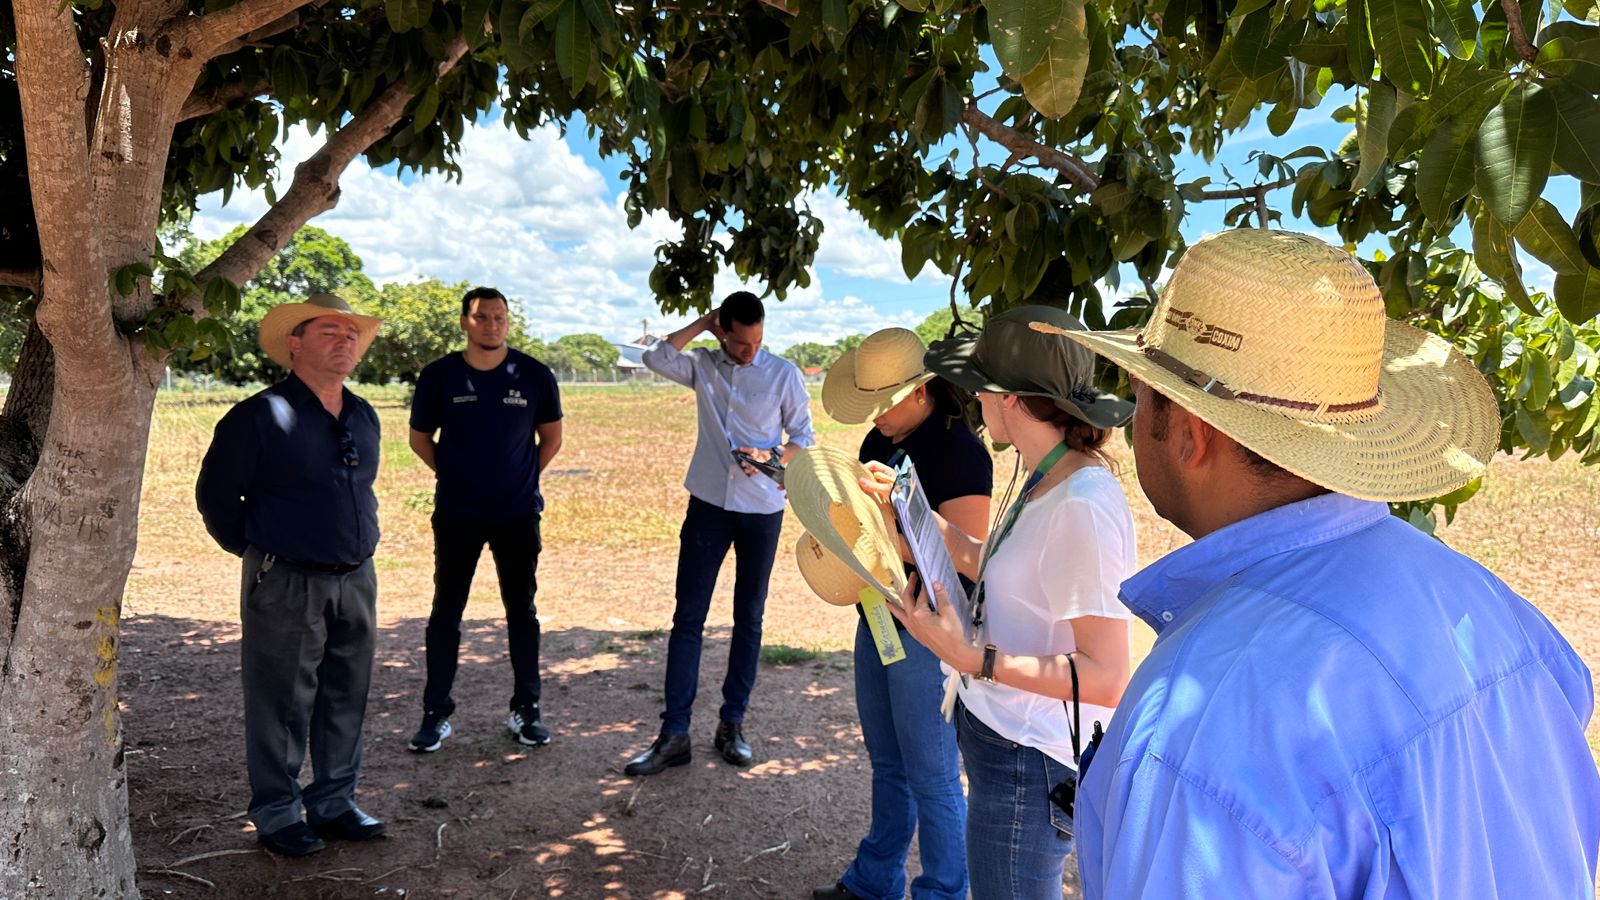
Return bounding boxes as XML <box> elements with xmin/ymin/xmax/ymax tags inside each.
<box><xmin>196</xmin><ymin>373</ymin><xmax>381</xmax><ymax>566</ymax></box>
<box><xmin>410</xmin><ymin>349</ymin><xmax>562</xmax><ymax>521</ymax></box>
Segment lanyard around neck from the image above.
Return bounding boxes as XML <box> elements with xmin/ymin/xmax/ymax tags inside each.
<box><xmin>971</xmin><ymin>441</ymin><xmax>1070</xmax><ymax>634</ymax></box>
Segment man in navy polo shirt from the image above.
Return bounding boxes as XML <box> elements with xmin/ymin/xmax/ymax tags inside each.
<box><xmin>407</xmin><ymin>286</ymin><xmax>563</xmax><ymax>752</ymax></box>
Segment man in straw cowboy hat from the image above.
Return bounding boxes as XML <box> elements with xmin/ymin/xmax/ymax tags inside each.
<box><xmin>1034</xmin><ymin>230</ymin><xmax>1600</xmax><ymax>897</ymax></box>
<box><xmin>197</xmin><ymin>293</ymin><xmax>388</xmax><ymax>857</ymax></box>
<box><xmin>625</xmin><ymin>291</ymin><xmax>815</xmax><ymax>775</ymax></box>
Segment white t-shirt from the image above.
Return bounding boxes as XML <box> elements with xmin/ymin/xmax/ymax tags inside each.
<box><xmin>956</xmin><ymin>465</ymin><xmax>1136</xmax><ymax>767</ymax></box>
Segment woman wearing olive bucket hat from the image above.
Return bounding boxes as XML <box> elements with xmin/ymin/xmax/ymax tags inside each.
<box><xmin>853</xmin><ymin>307</ymin><xmax>1136</xmax><ymax>900</ymax></box>
<box><xmin>809</xmin><ymin>328</ymin><xmax>993</xmax><ymax>900</ymax></box>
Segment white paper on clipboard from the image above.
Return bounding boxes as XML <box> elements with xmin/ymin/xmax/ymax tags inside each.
<box><xmin>888</xmin><ymin>456</ymin><xmax>976</xmax><ymax>644</ymax></box>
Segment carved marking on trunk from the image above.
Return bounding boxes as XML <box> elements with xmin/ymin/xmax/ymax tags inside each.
<box><xmin>77</xmin><ymin>817</ymin><xmax>106</xmax><ymax>855</ymax></box>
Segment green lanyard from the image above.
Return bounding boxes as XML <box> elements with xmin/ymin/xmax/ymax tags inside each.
<box><xmin>971</xmin><ymin>441</ymin><xmax>1070</xmax><ymax>635</ymax></box>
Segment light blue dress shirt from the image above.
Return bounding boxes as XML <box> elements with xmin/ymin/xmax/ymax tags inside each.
<box><xmin>641</xmin><ymin>342</ymin><xmax>815</xmax><ymax>515</ymax></box>
<box><xmin>1076</xmin><ymin>493</ymin><xmax>1600</xmax><ymax>899</ymax></box>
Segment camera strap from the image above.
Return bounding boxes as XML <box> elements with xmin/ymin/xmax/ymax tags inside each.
<box><xmin>1065</xmin><ymin>650</ymin><xmax>1082</xmax><ymax>765</ymax></box>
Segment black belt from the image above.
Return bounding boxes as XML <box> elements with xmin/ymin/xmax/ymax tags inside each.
<box><xmin>265</xmin><ymin>553</ymin><xmax>365</xmax><ymax>576</ymax></box>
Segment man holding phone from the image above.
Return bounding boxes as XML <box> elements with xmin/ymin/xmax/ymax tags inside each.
<box><xmin>625</xmin><ymin>291</ymin><xmax>814</xmax><ymax>775</ymax></box>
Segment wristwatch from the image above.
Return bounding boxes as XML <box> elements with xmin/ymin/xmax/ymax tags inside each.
<box><xmin>976</xmin><ymin>643</ymin><xmax>998</xmax><ymax>684</ymax></box>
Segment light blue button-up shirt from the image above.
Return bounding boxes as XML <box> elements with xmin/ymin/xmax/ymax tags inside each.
<box><xmin>642</xmin><ymin>341</ymin><xmax>814</xmax><ymax>515</ymax></box>
<box><xmin>1076</xmin><ymin>493</ymin><xmax>1600</xmax><ymax>899</ymax></box>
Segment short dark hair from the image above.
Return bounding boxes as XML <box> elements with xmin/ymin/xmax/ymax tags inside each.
<box><xmin>462</xmin><ymin>286</ymin><xmax>507</xmax><ymax>316</ymax></box>
<box><xmin>719</xmin><ymin>291</ymin><xmax>764</xmax><ymax>331</ymax></box>
<box><xmin>1144</xmin><ymin>390</ymin><xmax>1288</xmax><ymax>478</ymax></box>
<box><xmin>290</xmin><ymin>320</ymin><xmax>311</xmax><ymax>339</ymax></box>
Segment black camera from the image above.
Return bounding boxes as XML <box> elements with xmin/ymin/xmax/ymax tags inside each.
<box><xmin>1049</xmin><ymin>720</ymin><xmax>1103</xmax><ymax>818</ymax></box>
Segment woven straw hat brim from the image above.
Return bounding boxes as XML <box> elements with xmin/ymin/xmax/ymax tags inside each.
<box><xmin>821</xmin><ymin>346</ymin><xmax>936</xmax><ymax>424</ymax></box>
<box><xmin>259</xmin><ymin>304</ymin><xmax>382</xmax><ymax>368</ymax></box>
<box><xmin>1051</xmin><ymin>321</ymin><xmax>1500</xmax><ymax>501</ymax></box>
<box><xmin>795</xmin><ymin>533</ymin><xmax>869</xmax><ymax>607</ymax></box>
<box><xmin>785</xmin><ymin>446</ymin><xmax>908</xmax><ymax>598</ymax></box>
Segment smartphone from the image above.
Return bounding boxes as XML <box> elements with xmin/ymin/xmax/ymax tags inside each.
<box><xmin>732</xmin><ymin>449</ymin><xmax>784</xmax><ymax>484</ymax></box>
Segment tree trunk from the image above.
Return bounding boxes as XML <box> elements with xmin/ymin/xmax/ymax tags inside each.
<box><xmin>0</xmin><ymin>328</ymin><xmax>155</xmax><ymax>898</ymax></box>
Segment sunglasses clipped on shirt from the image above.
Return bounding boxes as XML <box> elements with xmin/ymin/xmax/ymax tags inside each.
<box><xmin>331</xmin><ymin>422</ymin><xmax>360</xmax><ymax>468</ymax></box>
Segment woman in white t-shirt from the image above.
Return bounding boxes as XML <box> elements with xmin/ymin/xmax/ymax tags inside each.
<box><xmin>867</xmin><ymin>306</ymin><xmax>1137</xmax><ymax>900</ymax></box>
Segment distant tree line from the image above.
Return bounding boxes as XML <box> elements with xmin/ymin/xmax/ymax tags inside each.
<box><xmin>162</xmin><ymin>225</ymin><xmax>619</xmax><ymax>385</ymax></box>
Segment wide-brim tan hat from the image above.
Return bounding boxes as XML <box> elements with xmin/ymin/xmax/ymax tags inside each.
<box><xmin>1033</xmin><ymin>229</ymin><xmax>1499</xmax><ymax>502</ymax></box>
<box><xmin>822</xmin><ymin>327</ymin><xmax>937</xmax><ymax>424</ymax></box>
<box><xmin>785</xmin><ymin>446</ymin><xmax>907</xmax><ymax>598</ymax></box>
<box><xmin>259</xmin><ymin>293</ymin><xmax>382</xmax><ymax>368</ymax></box>
<box><xmin>795</xmin><ymin>532</ymin><xmax>871</xmax><ymax>606</ymax></box>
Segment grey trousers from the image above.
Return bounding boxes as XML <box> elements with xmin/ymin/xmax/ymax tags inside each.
<box><xmin>239</xmin><ymin>546</ymin><xmax>377</xmax><ymax>834</ymax></box>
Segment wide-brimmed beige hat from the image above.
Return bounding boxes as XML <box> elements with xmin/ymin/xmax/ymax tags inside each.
<box><xmin>1033</xmin><ymin>229</ymin><xmax>1499</xmax><ymax>501</ymax></box>
<box><xmin>822</xmin><ymin>328</ymin><xmax>937</xmax><ymax>424</ymax></box>
<box><xmin>795</xmin><ymin>532</ymin><xmax>871</xmax><ymax>606</ymax></box>
<box><xmin>259</xmin><ymin>293</ymin><xmax>382</xmax><ymax>368</ymax></box>
<box><xmin>785</xmin><ymin>446</ymin><xmax>907</xmax><ymax>599</ymax></box>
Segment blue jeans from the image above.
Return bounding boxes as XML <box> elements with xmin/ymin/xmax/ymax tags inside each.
<box><xmin>660</xmin><ymin>496</ymin><xmax>783</xmax><ymax>735</ymax></box>
<box><xmin>840</xmin><ymin>621</ymin><xmax>967</xmax><ymax>900</ymax></box>
<box><xmin>956</xmin><ymin>700</ymin><xmax>1075</xmax><ymax>900</ymax></box>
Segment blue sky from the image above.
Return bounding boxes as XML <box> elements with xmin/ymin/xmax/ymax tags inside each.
<box><xmin>193</xmin><ymin>76</ymin><xmax>1571</xmax><ymax>351</ymax></box>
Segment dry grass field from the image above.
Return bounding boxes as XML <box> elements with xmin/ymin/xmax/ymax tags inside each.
<box><xmin>119</xmin><ymin>384</ymin><xmax>1600</xmax><ymax>898</ymax></box>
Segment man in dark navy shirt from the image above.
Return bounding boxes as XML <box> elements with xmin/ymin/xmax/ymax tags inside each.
<box><xmin>196</xmin><ymin>293</ymin><xmax>386</xmax><ymax>858</ymax></box>
<box><xmin>406</xmin><ymin>286</ymin><xmax>563</xmax><ymax>753</ymax></box>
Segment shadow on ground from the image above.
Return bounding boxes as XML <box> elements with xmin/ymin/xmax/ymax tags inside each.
<box><xmin>124</xmin><ymin>614</ymin><xmax>873</xmax><ymax>899</ymax></box>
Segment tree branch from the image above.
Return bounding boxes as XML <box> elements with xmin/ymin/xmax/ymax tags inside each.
<box><xmin>172</xmin><ymin>0</ymin><xmax>314</xmax><ymax>61</ymax></box>
<box><xmin>180</xmin><ymin>77</ymin><xmax>274</xmax><ymax>122</ymax></box>
<box><xmin>0</xmin><ymin>269</ymin><xmax>43</xmax><ymax>295</ymax></box>
<box><xmin>196</xmin><ymin>36</ymin><xmax>469</xmax><ymax>290</ymax></box>
<box><xmin>961</xmin><ymin>106</ymin><xmax>1100</xmax><ymax>193</ymax></box>
<box><xmin>1194</xmin><ymin>174</ymin><xmax>1297</xmax><ymax>200</ymax></box>
<box><xmin>13</xmin><ymin>0</ymin><xmax>123</xmax><ymax>366</ymax></box>
<box><xmin>1499</xmin><ymin>0</ymin><xmax>1538</xmax><ymax>63</ymax></box>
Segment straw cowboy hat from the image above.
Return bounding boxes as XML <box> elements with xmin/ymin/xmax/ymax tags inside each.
<box><xmin>822</xmin><ymin>328</ymin><xmax>937</xmax><ymax>424</ymax></box>
<box><xmin>795</xmin><ymin>532</ymin><xmax>872</xmax><ymax>607</ymax></box>
<box><xmin>1033</xmin><ymin>229</ymin><xmax>1500</xmax><ymax>502</ymax></box>
<box><xmin>785</xmin><ymin>446</ymin><xmax>907</xmax><ymax>600</ymax></box>
<box><xmin>924</xmin><ymin>305</ymin><xmax>1134</xmax><ymax>429</ymax></box>
<box><xmin>258</xmin><ymin>293</ymin><xmax>383</xmax><ymax>368</ymax></box>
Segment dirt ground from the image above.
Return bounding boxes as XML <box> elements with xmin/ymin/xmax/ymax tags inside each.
<box><xmin>121</xmin><ymin>388</ymin><xmax>1600</xmax><ymax>899</ymax></box>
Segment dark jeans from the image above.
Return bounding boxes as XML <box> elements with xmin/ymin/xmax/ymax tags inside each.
<box><xmin>422</xmin><ymin>513</ymin><xmax>542</xmax><ymax>716</ymax></box>
<box><xmin>240</xmin><ymin>546</ymin><xmax>377</xmax><ymax>835</ymax></box>
<box><xmin>660</xmin><ymin>496</ymin><xmax>784</xmax><ymax>735</ymax></box>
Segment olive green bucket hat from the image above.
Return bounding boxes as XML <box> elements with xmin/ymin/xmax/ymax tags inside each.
<box><xmin>924</xmin><ymin>305</ymin><xmax>1133</xmax><ymax>429</ymax></box>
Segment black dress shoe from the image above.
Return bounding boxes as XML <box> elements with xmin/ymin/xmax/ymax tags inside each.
<box><xmin>312</xmin><ymin>808</ymin><xmax>386</xmax><ymax>841</ymax></box>
<box><xmin>713</xmin><ymin>720</ymin><xmax>753</xmax><ymax>767</ymax></box>
<box><xmin>624</xmin><ymin>734</ymin><xmax>691</xmax><ymax>776</ymax></box>
<box><xmin>258</xmin><ymin>821</ymin><xmax>325</xmax><ymax>857</ymax></box>
<box><xmin>811</xmin><ymin>880</ymin><xmax>865</xmax><ymax>900</ymax></box>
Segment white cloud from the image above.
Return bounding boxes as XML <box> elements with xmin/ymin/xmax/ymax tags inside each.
<box><xmin>192</xmin><ymin>120</ymin><xmax>909</xmax><ymax>349</ymax></box>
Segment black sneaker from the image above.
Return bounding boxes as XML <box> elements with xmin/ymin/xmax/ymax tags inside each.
<box><xmin>508</xmin><ymin>704</ymin><xmax>550</xmax><ymax>746</ymax></box>
<box><xmin>408</xmin><ymin>711</ymin><xmax>452</xmax><ymax>753</ymax></box>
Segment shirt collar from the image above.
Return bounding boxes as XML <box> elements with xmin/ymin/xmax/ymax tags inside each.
<box><xmin>1120</xmin><ymin>493</ymin><xmax>1390</xmax><ymax>633</ymax></box>
<box><xmin>279</xmin><ymin>372</ymin><xmax>351</xmax><ymax>421</ymax></box>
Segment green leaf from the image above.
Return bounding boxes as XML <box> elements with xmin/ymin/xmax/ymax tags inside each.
<box><xmin>520</xmin><ymin>0</ymin><xmax>564</xmax><ymax>40</ymax></box>
<box><xmin>579</xmin><ymin>0</ymin><xmax>615</xmax><ymax>39</ymax></box>
<box><xmin>1432</xmin><ymin>0</ymin><xmax>1478</xmax><ymax>60</ymax></box>
<box><xmin>1517</xmin><ymin>349</ymin><xmax>1554</xmax><ymax>409</ymax></box>
<box><xmin>1475</xmin><ymin>82</ymin><xmax>1557</xmax><ymax>227</ymax></box>
<box><xmin>1514</xmin><ymin>403</ymin><xmax>1552</xmax><ymax>453</ymax></box>
<box><xmin>384</xmin><ymin>0</ymin><xmax>412</xmax><ymax>33</ymax></box>
<box><xmin>1552</xmin><ymin>83</ymin><xmax>1600</xmax><ymax>183</ymax></box>
<box><xmin>1353</xmin><ymin>80</ymin><xmax>1397</xmax><ymax>192</ymax></box>
<box><xmin>500</xmin><ymin>1</ymin><xmax>538</xmax><ymax>71</ymax></box>
<box><xmin>1229</xmin><ymin>10</ymin><xmax>1289</xmax><ymax>79</ymax></box>
<box><xmin>411</xmin><ymin>83</ymin><xmax>440</xmax><ymax>132</ymax></box>
<box><xmin>1018</xmin><ymin>0</ymin><xmax>1089</xmax><ymax>119</ymax></box>
<box><xmin>1555</xmin><ymin>264</ymin><xmax>1600</xmax><ymax>323</ymax></box>
<box><xmin>1416</xmin><ymin>117</ymin><xmax>1475</xmax><ymax>226</ymax></box>
<box><xmin>987</xmin><ymin>0</ymin><xmax>1070</xmax><ymax>79</ymax></box>
<box><xmin>1367</xmin><ymin>0</ymin><xmax>1434</xmax><ymax>93</ymax></box>
<box><xmin>554</xmin><ymin>2</ymin><xmax>593</xmax><ymax>90</ymax></box>
<box><xmin>1513</xmin><ymin>199</ymin><xmax>1587</xmax><ymax>275</ymax></box>
<box><xmin>460</xmin><ymin>0</ymin><xmax>493</xmax><ymax>48</ymax></box>
<box><xmin>1346</xmin><ymin>0</ymin><xmax>1375</xmax><ymax>83</ymax></box>
<box><xmin>1474</xmin><ymin>212</ymin><xmax>1541</xmax><ymax>315</ymax></box>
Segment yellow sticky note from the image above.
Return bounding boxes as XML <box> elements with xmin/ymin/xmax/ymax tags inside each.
<box><xmin>859</xmin><ymin>587</ymin><xmax>905</xmax><ymax>666</ymax></box>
